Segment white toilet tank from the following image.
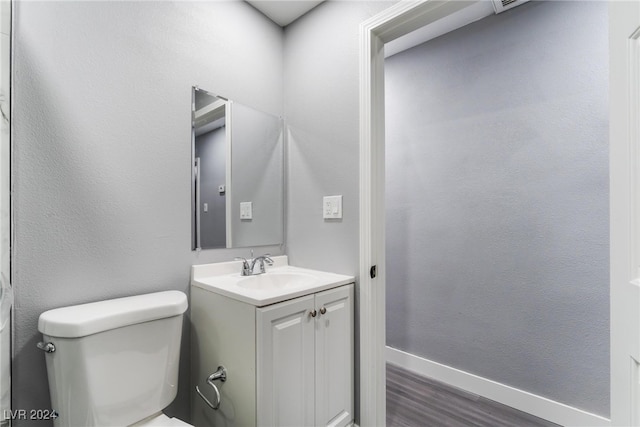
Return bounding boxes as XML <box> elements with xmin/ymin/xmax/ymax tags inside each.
<box><xmin>38</xmin><ymin>291</ymin><xmax>188</xmax><ymax>427</ymax></box>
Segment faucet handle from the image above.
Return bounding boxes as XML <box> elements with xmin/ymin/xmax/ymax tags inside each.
<box><xmin>234</xmin><ymin>257</ymin><xmax>251</xmax><ymax>276</ymax></box>
<box><xmin>262</xmin><ymin>254</ymin><xmax>274</xmax><ymax>265</ymax></box>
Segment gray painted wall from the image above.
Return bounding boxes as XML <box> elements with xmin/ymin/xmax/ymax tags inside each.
<box><xmin>12</xmin><ymin>2</ymin><xmax>283</xmax><ymax>422</ymax></box>
<box><xmin>284</xmin><ymin>0</ymin><xmax>395</xmax><ymax>275</ymax></box>
<box><xmin>196</xmin><ymin>126</ymin><xmax>227</xmax><ymax>249</ymax></box>
<box><xmin>385</xmin><ymin>1</ymin><xmax>609</xmax><ymax>417</ymax></box>
<box><xmin>11</xmin><ymin>0</ymin><xmax>610</xmax><ymax>423</ymax></box>
<box><xmin>283</xmin><ymin>2</ymin><xmax>396</xmax><ymax>421</ymax></box>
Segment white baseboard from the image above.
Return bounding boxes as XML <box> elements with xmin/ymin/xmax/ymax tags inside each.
<box><xmin>386</xmin><ymin>346</ymin><xmax>610</xmax><ymax>427</ymax></box>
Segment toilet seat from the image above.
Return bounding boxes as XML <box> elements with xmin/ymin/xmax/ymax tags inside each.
<box><xmin>130</xmin><ymin>412</ymin><xmax>193</xmax><ymax>427</ymax></box>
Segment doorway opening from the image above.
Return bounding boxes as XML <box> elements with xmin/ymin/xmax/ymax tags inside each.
<box><xmin>359</xmin><ymin>1</ymin><xmax>610</xmax><ymax>426</ymax></box>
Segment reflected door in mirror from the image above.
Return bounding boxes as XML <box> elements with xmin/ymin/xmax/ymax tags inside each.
<box><xmin>191</xmin><ymin>87</ymin><xmax>284</xmax><ymax>251</ymax></box>
<box><xmin>193</xmin><ymin>89</ymin><xmax>229</xmax><ymax>249</ymax></box>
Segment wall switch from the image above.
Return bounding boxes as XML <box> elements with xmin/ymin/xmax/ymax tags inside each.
<box><xmin>240</xmin><ymin>202</ymin><xmax>253</xmax><ymax>220</ymax></box>
<box><xmin>203</xmin><ymin>203</ymin><xmax>208</xmax><ymax>213</ymax></box>
<box><xmin>323</xmin><ymin>195</ymin><xmax>343</xmax><ymax>219</ymax></box>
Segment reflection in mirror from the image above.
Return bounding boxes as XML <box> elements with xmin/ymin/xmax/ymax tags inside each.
<box><xmin>192</xmin><ymin>87</ymin><xmax>284</xmax><ymax>250</ymax></box>
<box><xmin>193</xmin><ymin>89</ymin><xmax>228</xmax><ymax>249</ymax></box>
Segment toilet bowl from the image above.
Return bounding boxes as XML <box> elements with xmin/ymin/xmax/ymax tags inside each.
<box><xmin>131</xmin><ymin>412</ymin><xmax>191</xmax><ymax>426</ymax></box>
<box><xmin>37</xmin><ymin>291</ymin><xmax>193</xmax><ymax>427</ymax></box>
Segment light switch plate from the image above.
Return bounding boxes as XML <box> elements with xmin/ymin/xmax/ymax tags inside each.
<box><xmin>240</xmin><ymin>201</ymin><xmax>253</xmax><ymax>220</ymax></box>
<box><xmin>323</xmin><ymin>195</ymin><xmax>342</xmax><ymax>219</ymax></box>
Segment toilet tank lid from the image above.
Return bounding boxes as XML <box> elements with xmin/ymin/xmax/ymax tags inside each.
<box><xmin>38</xmin><ymin>291</ymin><xmax>188</xmax><ymax>338</ymax></box>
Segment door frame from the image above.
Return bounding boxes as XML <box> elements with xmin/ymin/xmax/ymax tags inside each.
<box><xmin>358</xmin><ymin>1</ymin><xmax>484</xmax><ymax>425</ymax></box>
<box><xmin>359</xmin><ymin>1</ymin><xmax>632</xmax><ymax>425</ymax></box>
<box><xmin>610</xmin><ymin>1</ymin><xmax>640</xmax><ymax>425</ymax></box>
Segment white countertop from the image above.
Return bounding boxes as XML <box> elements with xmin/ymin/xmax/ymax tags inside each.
<box><xmin>191</xmin><ymin>256</ymin><xmax>355</xmax><ymax>307</ymax></box>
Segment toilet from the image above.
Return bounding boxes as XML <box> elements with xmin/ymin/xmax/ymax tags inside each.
<box><xmin>37</xmin><ymin>291</ymin><xmax>193</xmax><ymax>427</ymax></box>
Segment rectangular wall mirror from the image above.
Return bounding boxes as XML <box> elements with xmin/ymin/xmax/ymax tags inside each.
<box><xmin>192</xmin><ymin>87</ymin><xmax>284</xmax><ymax>250</ymax></box>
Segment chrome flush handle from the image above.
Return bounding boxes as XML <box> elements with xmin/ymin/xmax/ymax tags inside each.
<box><xmin>36</xmin><ymin>342</ymin><xmax>56</xmax><ymax>353</ymax></box>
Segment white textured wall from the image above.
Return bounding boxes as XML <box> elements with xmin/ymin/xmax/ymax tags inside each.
<box><xmin>12</xmin><ymin>1</ymin><xmax>283</xmax><ymax>422</ymax></box>
<box><xmin>385</xmin><ymin>1</ymin><xmax>609</xmax><ymax>417</ymax></box>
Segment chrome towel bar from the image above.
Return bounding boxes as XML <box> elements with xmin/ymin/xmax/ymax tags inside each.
<box><xmin>195</xmin><ymin>366</ymin><xmax>227</xmax><ymax>410</ymax></box>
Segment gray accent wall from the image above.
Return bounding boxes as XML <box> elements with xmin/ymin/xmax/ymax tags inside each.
<box><xmin>385</xmin><ymin>1</ymin><xmax>609</xmax><ymax>417</ymax></box>
<box><xmin>13</xmin><ymin>2</ymin><xmax>283</xmax><ymax>423</ymax></box>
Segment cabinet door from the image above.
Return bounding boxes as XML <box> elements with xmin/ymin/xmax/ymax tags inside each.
<box><xmin>257</xmin><ymin>294</ymin><xmax>315</xmax><ymax>427</ymax></box>
<box><xmin>314</xmin><ymin>284</ymin><xmax>354</xmax><ymax>427</ymax></box>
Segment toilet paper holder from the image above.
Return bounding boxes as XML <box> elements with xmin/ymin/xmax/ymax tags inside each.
<box><xmin>195</xmin><ymin>366</ymin><xmax>227</xmax><ymax>411</ymax></box>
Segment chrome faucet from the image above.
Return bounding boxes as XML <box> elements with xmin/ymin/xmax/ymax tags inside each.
<box><xmin>235</xmin><ymin>251</ymin><xmax>274</xmax><ymax>276</ymax></box>
<box><xmin>250</xmin><ymin>254</ymin><xmax>274</xmax><ymax>275</ymax></box>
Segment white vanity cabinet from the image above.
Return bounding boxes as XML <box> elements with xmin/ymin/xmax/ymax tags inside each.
<box><xmin>191</xmin><ymin>280</ymin><xmax>354</xmax><ymax>427</ymax></box>
<box><xmin>257</xmin><ymin>284</ymin><xmax>354</xmax><ymax>427</ymax></box>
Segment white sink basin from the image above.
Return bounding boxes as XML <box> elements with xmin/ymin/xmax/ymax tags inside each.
<box><xmin>237</xmin><ymin>271</ymin><xmax>318</xmax><ymax>291</ymax></box>
<box><xmin>191</xmin><ymin>256</ymin><xmax>354</xmax><ymax>306</ymax></box>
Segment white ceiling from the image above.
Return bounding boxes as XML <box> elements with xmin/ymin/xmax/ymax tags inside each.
<box><xmin>246</xmin><ymin>0</ymin><xmax>325</xmax><ymax>27</ymax></box>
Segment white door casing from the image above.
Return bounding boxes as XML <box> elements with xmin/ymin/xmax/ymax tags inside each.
<box><xmin>610</xmin><ymin>1</ymin><xmax>640</xmax><ymax>425</ymax></box>
<box><xmin>359</xmin><ymin>1</ymin><xmax>490</xmax><ymax>425</ymax></box>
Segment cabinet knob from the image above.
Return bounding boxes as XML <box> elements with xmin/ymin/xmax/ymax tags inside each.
<box><xmin>309</xmin><ymin>309</ymin><xmax>317</xmax><ymax>318</ymax></box>
<box><xmin>319</xmin><ymin>307</ymin><xmax>327</xmax><ymax>315</ymax></box>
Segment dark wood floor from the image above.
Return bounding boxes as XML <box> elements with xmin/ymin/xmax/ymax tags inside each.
<box><xmin>387</xmin><ymin>364</ymin><xmax>561</xmax><ymax>427</ymax></box>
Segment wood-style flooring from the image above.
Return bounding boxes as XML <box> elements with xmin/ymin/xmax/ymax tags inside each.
<box><xmin>387</xmin><ymin>364</ymin><xmax>561</xmax><ymax>427</ymax></box>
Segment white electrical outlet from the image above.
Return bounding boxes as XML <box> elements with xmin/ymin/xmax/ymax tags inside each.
<box><xmin>240</xmin><ymin>202</ymin><xmax>253</xmax><ymax>220</ymax></box>
<box><xmin>323</xmin><ymin>195</ymin><xmax>342</xmax><ymax>219</ymax></box>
